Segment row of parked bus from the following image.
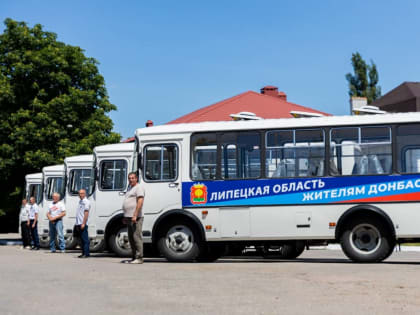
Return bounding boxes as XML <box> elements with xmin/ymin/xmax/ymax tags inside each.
<box><xmin>22</xmin><ymin>112</ymin><xmax>420</xmax><ymax>262</ymax></box>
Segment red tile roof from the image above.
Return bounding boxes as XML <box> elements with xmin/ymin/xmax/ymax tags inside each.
<box><xmin>168</xmin><ymin>90</ymin><xmax>330</xmax><ymax>124</ymax></box>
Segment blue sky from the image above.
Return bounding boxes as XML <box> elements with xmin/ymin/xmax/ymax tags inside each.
<box><xmin>1</xmin><ymin>1</ymin><xmax>420</xmax><ymax>138</ymax></box>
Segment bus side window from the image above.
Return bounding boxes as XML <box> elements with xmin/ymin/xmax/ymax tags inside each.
<box><xmin>397</xmin><ymin>124</ymin><xmax>420</xmax><ymax>173</ymax></box>
<box><xmin>100</xmin><ymin>160</ymin><xmax>127</xmax><ymax>190</ymax></box>
<box><xmin>266</xmin><ymin>129</ymin><xmax>324</xmax><ymax>178</ymax></box>
<box><xmin>330</xmin><ymin>126</ymin><xmax>392</xmax><ymax>176</ymax></box>
<box><xmin>144</xmin><ymin>144</ymin><xmax>178</xmax><ymax>181</ymax></box>
<box><xmin>191</xmin><ymin>133</ymin><xmax>217</xmax><ymax>180</ymax></box>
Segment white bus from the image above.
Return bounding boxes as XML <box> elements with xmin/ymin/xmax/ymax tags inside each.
<box><xmin>20</xmin><ymin>173</ymin><xmax>43</xmax><ymax>236</ymax></box>
<box><xmin>24</xmin><ymin>173</ymin><xmax>43</xmax><ymax>204</ymax></box>
<box><xmin>39</xmin><ymin>164</ymin><xmax>66</xmax><ymax>248</ymax></box>
<box><xmin>90</xmin><ymin>142</ymin><xmax>136</xmax><ymax>256</ymax></box>
<box><xmin>133</xmin><ymin>112</ymin><xmax>420</xmax><ymax>262</ymax></box>
<box><xmin>63</xmin><ymin>154</ymin><xmax>102</xmax><ymax>250</ymax></box>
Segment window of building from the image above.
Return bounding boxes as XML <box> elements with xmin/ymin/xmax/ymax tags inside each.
<box><xmin>330</xmin><ymin>126</ymin><xmax>392</xmax><ymax>175</ymax></box>
<box><xmin>100</xmin><ymin>160</ymin><xmax>127</xmax><ymax>190</ymax></box>
<box><xmin>144</xmin><ymin>144</ymin><xmax>178</xmax><ymax>181</ymax></box>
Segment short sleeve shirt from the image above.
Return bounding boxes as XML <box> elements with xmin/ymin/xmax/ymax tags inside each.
<box><xmin>20</xmin><ymin>204</ymin><xmax>30</xmax><ymax>222</ymax></box>
<box><xmin>48</xmin><ymin>201</ymin><xmax>66</xmax><ymax>219</ymax></box>
<box><xmin>122</xmin><ymin>184</ymin><xmax>145</xmax><ymax>218</ymax></box>
<box><xmin>28</xmin><ymin>203</ymin><xmax>39</xmax><ymax>220</ymax></box>
<box><xmin>76</xmin><ymin>198</ymin><xmax>91</xmax><ymax>225</ymax></box>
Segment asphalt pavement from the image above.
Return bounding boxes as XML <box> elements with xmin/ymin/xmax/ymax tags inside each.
<box><xmin>1</xmin><ymin>245</ymin><xmax>420</xmax><ymax>314</ymax></box>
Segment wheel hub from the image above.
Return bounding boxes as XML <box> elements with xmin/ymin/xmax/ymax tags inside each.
<box><xmin>166</xmin><ymin>225</ymin><xmax>194</xmax><ymax>254</ymax></box>
<box><xmin>350</xmin><ymin>224</ymin><xmax>381</xmax><ymax>254</ymax></box>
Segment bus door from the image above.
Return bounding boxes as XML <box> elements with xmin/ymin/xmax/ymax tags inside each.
<box><xmin>95</xmin><ymin>158</ymin><xmax>129</xmax><ymax>229</ymax></box>
<box><xmin>142</xmin><ymin>142</ymin><xmax>181</xmax><ymax>214</ymax></box>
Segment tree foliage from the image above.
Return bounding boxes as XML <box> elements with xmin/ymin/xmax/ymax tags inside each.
<box><xmin>345</xmin><ymin>52</ymin><xmax>381</xmax><ymax>104</ymax></box>
<box><xmin>0</xmin><ymin>19</ymin><xmax>120</xmax><ymax>223</ymax></box>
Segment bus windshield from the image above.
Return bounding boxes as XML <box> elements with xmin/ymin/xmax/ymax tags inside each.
<box><xmin>46</xmin><ymin>177</ymin><xmax>66</xmax><ymax>200</ymax></box>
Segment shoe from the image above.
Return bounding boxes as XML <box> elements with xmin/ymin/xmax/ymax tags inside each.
<box><xmin>78</xmin><ymin>254</ymin><xmax>89</xmax><ymax>258</ymax></box>
<box><xmin>129</xmin><ymin>259</ymin><xmax>143</xmax><ymax>264</ymax></box>
<box><xmin>121</xmin><ymin>259</ymin><xmax>132</xmax><ymax>264</ymax></box>
<box><xmin>25</xmin><ymin>246</ymin><xmax>31</xmax><ymax>249</ymax></box>
<box><xmin>60</xmin><ymin>250</ymin><xmax>65</xmax><ymax>253</ymax></box>
<box><xmin>30</xmin><ymin>246</ymin><xmax>35</xmax><ymax>250</ymax></box>
<box><xmin>34</xmin><ymin>247</ymin><xmax>40</xmax><ymax>250</ymax></box>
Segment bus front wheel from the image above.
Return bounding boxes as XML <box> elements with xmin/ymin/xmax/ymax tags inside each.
<box><xmin>157</xmin><ymin>220</ymin><xmax>201</xmax><ymax>262</ymax></box>
<box><xmin>340</xmin><ymin>216</ymin><xmax>395</xmax><ymax>263</ymax></box>
<box><xmin>108</xmin><ymin>225</ymin><xmax>132</xmax><ymax>257</ymax></box>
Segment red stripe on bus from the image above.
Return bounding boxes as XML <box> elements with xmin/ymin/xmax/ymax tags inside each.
<box><xmin>336</xmin><ymin>192</ymin><xmax>420</xmax><ymax>203</ymax></box>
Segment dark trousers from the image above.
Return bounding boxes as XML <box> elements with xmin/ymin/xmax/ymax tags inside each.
<box><xmin>127</xmin><ymin>217</ymin><xmax>143</xmax><ymax>260</ymax></box>
<box><xmin>21</xmin><ymin>221</ymin><xmax>31</xmax><ymax>247</ymax></box>
<box><xmin>29</xmin><ymin>220</ymin><xmax>39</xmax><ymax>248</ymax></box>
<box><xmin>76</xmin><ymin>225</ymin><xmax>90</xmax><ymax>256</ymax></box>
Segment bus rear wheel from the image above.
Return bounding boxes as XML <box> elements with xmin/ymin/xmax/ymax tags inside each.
<box><xmin>340</xmin><ymin>216</ymin><xmax>394</xmax><ymax>263</ymax></box>
<box><xmin>157</xmin><ymin>220</ymin><xmax>201</xmax><ymax>262</ymax></box>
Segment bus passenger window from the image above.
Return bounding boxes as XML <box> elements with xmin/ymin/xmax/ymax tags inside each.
<box><xmin>191</xmin><ymin>133</ymin><xmax>217</xmax><ymax>180</ymax></box>
<box><xmin>221</xmin><ymin>132</ymin><xmax>261</xmax><ymax>179</ymax></box>
<box><xmin>330</xmin><ymin>126</ymin><xmax>392</xmax><ymax>175</ymax></box>
<box><xmin>144</xmin><ymin>144</ymin><xmax>178</xmax><ymax>181</ymax></box>
<box><xmin>397</xmin><ymin>124</ymin><xmax>420</xmax><ymax>173</ymax></box>
<box><xmin>266</xmin><ymin>129</ymin><xmax>324</xmax><ymax>178</ymax></box>
<box><xmin>100</xmin><ymin>160</ymin><xmax>127</xmax><ymax>190</ymax></box>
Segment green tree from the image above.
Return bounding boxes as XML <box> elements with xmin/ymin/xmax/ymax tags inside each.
<box><xmin>345</xmin><ymin>52</ymin><xmax>381</xmax><ymax>104</ymax></box>
<box><xmin>0</xmin><ymin>19</ymin><xmax>120</xmax><ymax>227</ymax></box>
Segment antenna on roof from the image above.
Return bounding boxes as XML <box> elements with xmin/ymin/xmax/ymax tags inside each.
<box><xmin>290</xmin><ymin>111</ymin><xmax>325</xmax><ymax>118</ymax></box>
<box><xmin>230</xmin><ymin>112</ymin><xmax>262</xmax><ymax>121</ymax></box>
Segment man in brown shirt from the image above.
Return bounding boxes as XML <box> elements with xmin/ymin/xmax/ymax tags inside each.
<box><xmin>122</xmin><ymin>172</ymin><xmax>145</xmax><ymax>264</ymax></box>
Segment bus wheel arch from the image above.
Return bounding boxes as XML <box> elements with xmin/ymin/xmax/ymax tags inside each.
<box><xmin>152</xmin><ymin>209</ymin><xmax>206</xmax><ymax>262</ymax></box>
<box><xmin>336</xmin><ymin>205</ymin><xmax>396</xmax><ymax>262</ymax></box>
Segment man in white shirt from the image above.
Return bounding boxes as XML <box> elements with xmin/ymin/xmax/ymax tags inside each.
<box><xmin>19</xmin><ymin>199</ymin><xmax>31</xmax><ymax>249</ymax></box>
<box><xmin>28</xmin><ymin>197</ymin><xmax>40</xmax><ymax>250</ymax></box>
<box><xmin>47</xmin><ymin>192</ymin><xmax>66</xmax><ymax>253</ymax></box>
<box><xmin>75</xmin><ymin>189</ymin><xmax>90</xmax><ymax>258</ymax></box>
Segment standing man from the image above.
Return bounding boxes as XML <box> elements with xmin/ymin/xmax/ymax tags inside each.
<box><xmin>28</xmin><ymin>196</ymin><xmax>40</xmax><ymax>250</ymax></box>
<box><xmin>75</xmin><ymin>189</ymin><xmax>90</xmax><ymax>258</ymax></box>
<box><xmin>122</xmin><ymin>172</ymin><xmax>145</xmax><ymax>264</ymax></box>
<box><xmin>19</xmin><ymin>199</ymin><xmax>31</xmax><ymax>249</ymax></box>
<box><xmin>47</xmin><ymin>192</ymin><xmax>66</xmax><ymax>253</ymax></box>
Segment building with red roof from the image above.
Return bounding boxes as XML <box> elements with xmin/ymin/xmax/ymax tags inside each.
<box><xmin>168</xmin><ymin>86</ymin><xmax>330</xmax><ymax>124</ymax></box>
<box><xmin>122</xmin><ymin>86</ymin><xmax>330</xmax><ymax>142</ymax></box>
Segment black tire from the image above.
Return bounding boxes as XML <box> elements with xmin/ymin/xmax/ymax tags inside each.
<box><xmin>340</xmin><ymin>216</ymin><xmax>395</xmax><ymax>263</ymax></box>
<box><xmin>65</xmin><ymin>235</ymin><xmax>78</xmax><ymax>250</ymax></box>
<box><xmin>90</xmin><ymin>238</ymin><xmax>106</xmax><ymax>252</ymax></box>
<box><xmin>157</xmin><ymin>219</ymin><xmax>201</xmax><ymax>262</ymax></box>
<box><xmin>108</xmin><ymin>225</ymin><xmax>132</xmax><ymax>257</ymax></box>
<box><xmin>196</xmin><ymin>243</ymin><xmax>226</xmax><ymax>262</ymax></box>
